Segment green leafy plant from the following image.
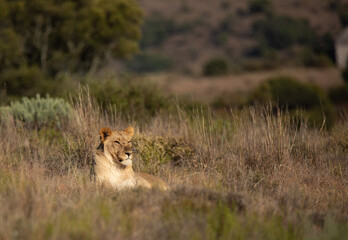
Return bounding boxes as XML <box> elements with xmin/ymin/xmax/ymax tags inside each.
<box><xmin>210</xmin><ymin>14</ymin><xmax>234</xmax><ymax>46</ymax></box>
<box><xmin>140</xmin><ymin>16</ymin><xmax>176</xmax><ymax>48</ymax></box>
<box><xmin>339</xmin><ymin>8</ymin><xmax>348</xmax><ymax>27</ymax></box>
<box><xmin>126</xmin><ymin>53</ymin><xmax>173</xmax><ymax>73</ymax></box>
<box><xmin>133</xmin><ymin>135</ymin><xmax>195</xmax><ymax>167</ymax></box>
<box><xmin>342</xmin><ymin>67</ymin><xmax>348</xmax><ymax>84</ymax></box>
<box><xmin>0</xmin><ymin>94</ymin><xmax>72</xmax><ymax>129</ymax></box>
<box><xmin>249</xmin><ymin>0</ymin><xmax>271</xmax><ymax>14</ymax></box>
<box><xmin>249</xmin><ymin>76</ymin><xmax>334</xmax><ymax>128</ymax></box>
<box><xmin>0</xmin><ymin>65</ymin><xmax>46</xmax><ymax>97</ymax></box>
<box><xmin>140</xmin><ymin>15</ymin><xmax>195</xmax><ymax>49</ymax></box>
<box><xmin>329</xmin><ymin>85</ymin><xmax>348</xmax><ymax>104</ymax></box>
<box><xmin>203</xmin><ymin>57</ymin><xmax>229</xmax><ymax>76</ymax></box>
<box><xmin>89</xmin><ymin>80</ymin><xmax>171</xmax><ymax>119</ymax></box>
<box><xmin>253</xmin><ymin>15</ymin><xmax>316</xmax><ymax>50</ymax></box>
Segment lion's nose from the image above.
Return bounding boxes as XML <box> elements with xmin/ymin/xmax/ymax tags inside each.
<box><xmin>125</xmin><ymin>152</ymin><xmax>132</xmax><ymax>157</ymax></box>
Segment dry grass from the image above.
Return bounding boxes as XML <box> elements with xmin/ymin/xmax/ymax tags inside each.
<box><xmin>149</xmin><ymin>68</ymin><xmax>343</xmax><ymax>104</ymax></box>
<box><xmin>0</xmin><ymin>90</ymin><xmax>347</xmax><ymax>239</ymax></box>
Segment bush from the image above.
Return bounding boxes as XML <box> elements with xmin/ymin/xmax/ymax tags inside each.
<box><xmin>220</xmin><ymin>1</ymin><xmax>231</xmax><ymax>9</ymax></box>
<box><xmin>239</xmin><ymin>57</ymin><xmax>280</xmax><ymax>71</ymax></box>
<box><xmin>342</xmin><ymin>67</ymin><xmax>348</xmax><ymax>84</ymax></box>
<box><xmin>0</xmin><ymin>28</ymin><xmax>24</xmax><ymax>70</ymax></box>
<box><xmin>249</xmin><ymin>0</ymin><xmax>271</xmax><ymax>14</ymax></box>
<box><xmin>140</xmin><ymin>15</ymin><xmax>195</xmax><ymax>49</ymax></box>
<box><xmin>311</xmin><ymin>33</ymin><xmax>335</xmax><ymax>63</ymax></box>
<box><xmin>249</xmin><ymin>76</ymin><xmax>334</xmax><ymax>128</ymax></box>
<box><xmin>126</xmin><ymin>53</ymin><xmax>173</xmax><ymax>73</ymax></box>
<box><xmin>203</xmin><ymin>58</ymin><xmax>229</xmax><ymax>76</ymax></box>
<box><xmin>133</xmin><ymin>135</ymin><xmax>195</xmax><ymax>167</ymax></box>
<box><xmin>210</xmin><ymin>14</ymin><xmax>234</xmax><ymax>46</ymax></box>
<box><xmin>89</xmin><ymin>80</ymin><xmax>171</xmax><ymax>119</ymax></box>
<box><xmin>301</xmin><ymin>50</ymin><xmax>333</xmax><ymax>68</ymax></box>
<box><xmin>329</xmin><ymin>85</ymin><xmax>348</xmax><ymax>104</ymax></box>
<box><xmin>339</xmin><ymin>9</ymin><xmax>348</xmax><ymax>27</ymax></box>
<box><xmin>0</xmin><ymin>65</ymin><xmax>46</xmax><ymax>97</ymax></box>
<box><xmin>253</xmin><ymin>15</ymin><xmax>316</xmax><ymax>50</ymax></box>
<box><xmin>140</xmin><ymin>16</ymin><xmax>176</xmax><ymax>49</ymax></box>
<box><xmin>0</xmin><ymin>94</ymin><xmax>72</xmax><ymax>129</ymax></box>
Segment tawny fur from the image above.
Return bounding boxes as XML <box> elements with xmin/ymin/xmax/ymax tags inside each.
<box><xmin>91</xmin><ymin>126</ymin><xmax>167</xmax><ymax>190</ymax></box>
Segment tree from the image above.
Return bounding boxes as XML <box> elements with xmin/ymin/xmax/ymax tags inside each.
<box><xmin>0</xmin><ymin>0</ymin><xmax>143</xmax><ymax>75</ymax></box>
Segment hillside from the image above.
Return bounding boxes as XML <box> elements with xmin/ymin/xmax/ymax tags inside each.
<box><xmin>0</xmin><ymin>2</ymin><xmax>348</xmax><ymax>238</ymax></box>
<box><xmin>132</xmin><ymin>0</ymin><xmax>345</xmax><ymax>74</ymax></box>
<box><xmin>0</xmin><ymin>91</ymin><xmax>347</xmax><ymax>239</ymax></box>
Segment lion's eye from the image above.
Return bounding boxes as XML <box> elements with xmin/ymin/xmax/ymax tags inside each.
<box><xmin>128</xmin><ymin>141</ymin><xmax>131</xmax><ymax>144</ymax></box>
<box><xmin>114</xmin><ymin>141</ymin><xmax>121</xmax><ymax>145</ymax></box>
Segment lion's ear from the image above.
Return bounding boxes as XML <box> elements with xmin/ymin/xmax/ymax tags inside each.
<box><xmin>123</xmin><ymin>126</ymin><xmax>134</xmax><ymax>138</ymax></box>
<box><xmin>100</xmin><ymin>127</ymin><xmax>112</xmax><ymax>142</ymax></box>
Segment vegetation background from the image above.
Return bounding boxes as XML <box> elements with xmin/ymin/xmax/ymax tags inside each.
<box><xmin>0</xmin><ymin>0</ymin><xmax>348</xmax><ymax>239</ymax></box>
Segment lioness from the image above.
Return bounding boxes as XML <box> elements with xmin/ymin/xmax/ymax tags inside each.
<box><xmin>91</xmin><ymin>126</ymin><xmax>167</xmax><ymax>190</ymax></box>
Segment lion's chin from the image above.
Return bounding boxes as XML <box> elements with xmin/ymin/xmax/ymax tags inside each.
<box><xmin>120</xmin><ymin>159</ymin><xmax>132</xmax><ymax>166</ymax></box>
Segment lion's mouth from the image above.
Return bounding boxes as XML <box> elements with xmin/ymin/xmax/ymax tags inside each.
<box><xmin>118</xmin><ymin>157</ymin><xmax>131</xmax><ymax>163</ymax></box>
<box><xmin>119</xmin><ymin>158</ymin><xmax>132</xmax><ymax>166</ymax></box>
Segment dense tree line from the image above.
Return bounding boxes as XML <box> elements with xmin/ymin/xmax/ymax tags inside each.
<box><xmin>0</xmin><ymin>0</ymin><xmax>143</xmax><ymax>96</ymax></box>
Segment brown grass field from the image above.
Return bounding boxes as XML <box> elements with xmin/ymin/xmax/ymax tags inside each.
<box><xmin>144</xmin><ymin>67</ymin><xmax>343</xmax><ymax>103</ymax></box>
<box><xmin>0</xmin><ymin>89</ymin><xmax>347</xmax><ymax>239</ymax></box>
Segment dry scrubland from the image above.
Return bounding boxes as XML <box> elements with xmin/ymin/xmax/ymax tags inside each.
<box><xmin>0</xmin><ymin>90</ymin><xmax>348</xmax><ymax>240</ymax></box>
<box><xmin>151</xmin><ymin>68</ymin><xmax>343</xmax><ymax>103</ymax></box>
<box><xmin>135</xmin><ymin>0</ymin><xmax>341</xmax><ymax>73</ymax></box>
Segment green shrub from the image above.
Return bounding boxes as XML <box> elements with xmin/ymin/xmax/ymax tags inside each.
<box><xmin>342</xmin><ymin>67</ymin><xmax>348</xmax><ymax>84</ymax></box>
<box><xmin>140</xmin><ymin>15</ymin><xmax>195</xmax><ymax>49</ymax></box>
<box><xmin>203</xmin><ymin>58</ymin><xmax>229</xmax><ymax>76</ymax></box>
<box><xmin>140</xmin><ymin>16</ymin><xmax>176</xmax><ymax>48</ymax></box>
<box><xmin>251</xmin><ymin>76</ymin><xmax>328</xmax><ymax>109</ymax></box>
<box><xmin>329</xmin><ymin>85</ymin><xmax>348</xmax><ymax>104</ymax></box>
<box><xmin>211</xmin><ymin>32</ymin><xmax>229</xmax><ymax>46</ymax></box>
<box><xmin>253</xmin><ymin>15</ymin><xmax>316</xmax><ymax>50</ymax></box>
<box><xmin>296</xmin><ymin>33</ymin><xmax>335</xmax><ymax>67</ymax></box>
<box><xmin>126</xmin><ymin>53</ymin><xmax>173</xmax><ymax>73</ymax></box>
<box><xmin>328</xmin><ymin>1</ymin><xmax>339</xmax><ymax>11</ymax></box>
<box><xmin>211</xmin><ymin>94</ymin><xmax>244</xmax><ymax>110</ymax></box>
<box><xmin>249</xmin><ymin>76</ymin><xmax>334</xmax><ymax>128</ymax></box>
<box><xmin>0</xmin><ymin>94</ymin><xmax>72</xmax><ymax>129</ymax></box>
<box><xmin>239</xmin><ymin>57</ymin><xmax>280</xmax><ymax>71</ymax></box>
<box><xmin>220</xmin><ymin>1</ymin><xmax>230</xmax><ymax>9</ymax></box>
<box><xmin>219</xmin><ymin>14</ymin><xmax>235</xmax><ymax>33</ymax></box>
<box><xmin>89</xmin><ymin>80</ymin><xmax>171</xmax><ymax>119</ymax></box>
<box><xmin>0</xmin><ymin>28</ymin><xmax>24</xmax><ymax>70</ymax></box>
<box><xmin>311</xmin><ymin>33</ymin><xmax>335</xmax><ymax>63</ymax></box>
<box><xmin>301</xmin><ymin>50</ymin><xmax>333</xmax><ymax>68</ymax></box>
<box><xmin>211</xmin><ymin>14</ymin><xmax>234</xmax><ymax>46</ymax></box>
<box><xmin>249</xmin><ymin>0</ymin><xmax>271</xmax><ymax>14</ymax></box>
<box><xmin>133</xmin><ymin>135</ymin><xmax>195</xmax><ymax>167</ymax></box>
<box><xmin>0</xmin><ymin>65</ymin><xmax>46</xmax><ymax>97</ymax></box>
<box><xmin>339</xmin><ymin>9</ymin><xmax>348</xmax><ymax>27</ymax></box>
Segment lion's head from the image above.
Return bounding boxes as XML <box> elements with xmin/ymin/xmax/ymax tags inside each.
<box><xmin>98</xmin><ymin>126</ymin><xmax>134</xmax><ymax>166</ymax></box>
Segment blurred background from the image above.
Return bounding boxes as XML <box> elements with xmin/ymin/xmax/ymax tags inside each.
<box><xmin>1</xmin><ymin>0</ymin><xmax>348</xmax><ymax>128</ymax></box>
